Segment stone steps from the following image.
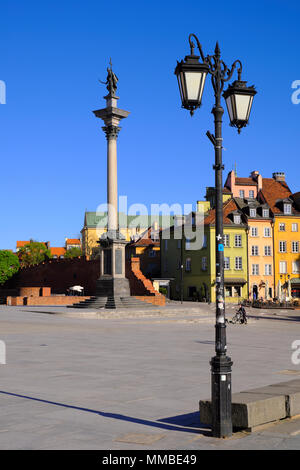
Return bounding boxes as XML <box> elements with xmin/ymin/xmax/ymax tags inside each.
<box><xmin>69</xmin><ymin>296</ymin><xmax>156</xmax><ymax>310</ymax></box>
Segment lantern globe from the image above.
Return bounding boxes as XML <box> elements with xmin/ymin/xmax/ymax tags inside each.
<box><xmin>174</xmin><ymin>54</ymin><xmax>209</xmax><ymax>115</ymax></box>
<box><xmin>222</xmin><ymin>80</ymin><xmax>256</xmax><ymax>133</ymax></box>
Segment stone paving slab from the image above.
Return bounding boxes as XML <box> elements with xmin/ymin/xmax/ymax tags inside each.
<box><xmin>0</xmin><ymin>305</ymin><xmax>300</xmax><ymax>449</ymax></box>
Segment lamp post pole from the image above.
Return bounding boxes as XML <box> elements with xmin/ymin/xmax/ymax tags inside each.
<box><xmin>174</xmin><ymin>35</ymin><xmax>256</xmax><ymax>438</ymax></box>
<box><xmin>203</xmin><ymin>42</ymin><xmax>233</xmax><ymax>439</ymax></box>
<box><xmin>209</xmin><ymin>44</ymin><xmax>233</xmax><ymax>439</ymax></box>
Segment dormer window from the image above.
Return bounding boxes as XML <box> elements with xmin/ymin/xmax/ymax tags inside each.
<box><xmin>262</xmin><ymin>209</ymin><xmax>269</xmax><ymax>218</ymax></box>
<box><xmin>249</xmin><ymin>208</ymin><xmax>256</xmax><ymax>218</ymax></box>
<box><xmin>234</xmin><ymin>214</ymin><xmax>241</xmax><ymax>224</ymax></box>
<box><xmin>284</xmin><ymin>203</ymin><xmax>292</xmax><ymax>215</ymax></box>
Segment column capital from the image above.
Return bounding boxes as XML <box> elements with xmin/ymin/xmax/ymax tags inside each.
<box><xmin>102</xmin><ymin>125</ymin><xmax>121</xmax><ymax>140</ymax></box>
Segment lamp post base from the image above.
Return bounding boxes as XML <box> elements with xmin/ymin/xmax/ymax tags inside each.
<box><xmin>210</xmin><ymin>355</ymin><xmax>233</xmax><ymax>438</ymax></box>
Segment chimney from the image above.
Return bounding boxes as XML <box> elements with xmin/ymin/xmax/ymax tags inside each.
<box><xmin>250</xmin><ymin>170</ymin><xmax>259</xmax><ymax>179</ymax></box>
<box><xmin>272</xmin><ymin>172</ymin><xmax>286</xmax><ymax>182</ymax></box>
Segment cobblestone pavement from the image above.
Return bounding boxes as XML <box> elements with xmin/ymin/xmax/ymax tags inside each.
<box><xmin>0</xmin><ymin>303</ymin><xmax>300</xmax><ymax>450</ymax></box>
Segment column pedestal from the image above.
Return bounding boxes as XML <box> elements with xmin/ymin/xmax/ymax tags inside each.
<box><xmin>95</xmin><ymin>231</ymin><xmax>130</xmax><ymax>308</ymax></box>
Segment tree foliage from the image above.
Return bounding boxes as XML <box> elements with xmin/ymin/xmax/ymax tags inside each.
<box><xmin>0</xmin><ymin>250</ymin><xmax>20</xmax><ymax>285</ymax></box>
<box><xmin>64</xmin><ymin>247</ymin><xmax>82</xmax><ymax>259</ymax></box>
<box><xmin>18</xmin><ymin>242</ymin><xmax>52</xmax><ymax>267</ymax></box>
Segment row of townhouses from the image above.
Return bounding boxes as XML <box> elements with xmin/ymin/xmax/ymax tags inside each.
<box><xmin>160</xmin><ymin>170</ymin><xmax>300</xmax><ymax>303</ymax></box>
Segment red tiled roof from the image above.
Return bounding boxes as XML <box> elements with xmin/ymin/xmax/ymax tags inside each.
<box><xmin>235</xmin><ymin>177</ymin><xmax>256</xmax><ymax>186</ymax></box>
<box><xmin>130</xmin><ymin>227</ymin><xmax>160</xmax><ymax>247</ymax></box>
<box><xmin>260</xmin><ymin>178</ymin><xmax>292</xmax><ymax>214</ymax></box>
<box><xmin>16</xmin><ymin>241</ymin><xmax>30</xmax><ymax>248</ymax></box>
<box><xmin>204</xmin><ymin>198</ymin><xmax>239</xmax><ymax>225</ymax></box>
<box><xmin>66</xmin><ymin>239</ymin><xmax>81</xmax><ymax>245</ymax></box>
<box><xmin>50</xmin><ymin>247</ymin><xmax>66</xmax><ymax>257</ymax></box>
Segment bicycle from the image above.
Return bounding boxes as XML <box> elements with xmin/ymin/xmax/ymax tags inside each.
<box><xmin>227</xmin><ymin>309</ymin><xmax>247</xmax><ymax>325</ymax></box>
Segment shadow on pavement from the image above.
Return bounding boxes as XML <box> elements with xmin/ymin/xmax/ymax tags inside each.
<box><xmin>0</xmin><ymin>390</ymin><xmax>210</xmax><ymax>436</ymax></box>
<box><xmin>248</xmin><ymin>314</ymin><xmax>300</xmax><ymax>323</ymax></box>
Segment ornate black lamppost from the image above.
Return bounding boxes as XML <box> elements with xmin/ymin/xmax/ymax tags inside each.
<box><xmin>175</xmin><ymin>34</ymin><xmax>256</xmax><ymax>438</ymax></box>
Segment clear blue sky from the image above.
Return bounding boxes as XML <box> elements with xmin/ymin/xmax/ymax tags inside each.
<box><xmin>1</xmin><ymin>0</ymin><xmax>299</xmax><ymax>250</ymax></box>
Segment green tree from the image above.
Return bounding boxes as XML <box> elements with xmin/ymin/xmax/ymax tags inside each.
<box><xmin>0</xmin><ymin>250</ymin><xmax>20</xmax><ymax>285</ymax></box>
<box><xmin>18</xmin><ymin>242</ymin><xmax>52</xmax><ymax>267</ymax></box>
<box><xmin>64</xmin><ymin>247</ymin><xmax>82</xmax><ymax>259</ymax></box>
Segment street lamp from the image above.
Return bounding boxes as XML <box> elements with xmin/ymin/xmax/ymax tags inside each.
<box><xmin>175</xmin><ymin>34</ymin><xmax>256</xmax><ymax>438</ymax></box>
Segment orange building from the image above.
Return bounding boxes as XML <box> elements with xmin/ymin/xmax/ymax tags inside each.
<box><xmin>235</xmin><ymin>198</ymin><xmax>274</xmax><ymax>300</ymax></box>
<box><xmin>259</xmin><ymin>176</ymin><xmax>300</xmax><ymax>300</ymax></box>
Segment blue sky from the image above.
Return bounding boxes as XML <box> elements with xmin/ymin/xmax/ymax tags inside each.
<box><xmin>0</xmin><ymin>0</ymin><xmax>299</xmax><ymax>250</ymax></box>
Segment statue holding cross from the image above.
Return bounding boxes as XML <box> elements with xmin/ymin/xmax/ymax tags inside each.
<box><xmin>100</xmin><ymin>59</ymin><xmax>118</xmax><ymax>97</ymax></box>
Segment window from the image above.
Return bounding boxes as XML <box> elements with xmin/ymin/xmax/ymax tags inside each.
<box><xmin>250</xmin><ymin>208</ymin><xmax>256</xmax><ymax>217</ymax></box>
<box><xmin>224</xmin><ymin>257</ymin><xmax>230</xmax><ymax>270</ymax></box>
<box><xmin>235</xmin><ymin>235</ymin><xmax>242</xmax><ymax>247</ymax></box>
<box><xmin>249</xmin><ymin>190</ymin><xmax>255</xmax><ymax>198</ymax></box>
<box><xmin>284</xmin><ymin>203</ymin><xmax>292</xmax><ymax>215</ymax></box>
<box><xmin>164</xmin><ymin>240</ymin><xmax>168</xmax><ymax>251</ymax></box>
<box><xmin>149</xmin><ymin>249</ymin><xmax>156</xmax><ymax>257</ymax></box>
<box><xmin>239</xmin><ymin>190</ymin><xmax>245</xmax><ymax>198</ymax></box>
<box><xmin>292</xmin><ymin>261</ymin><xmax>300</xmax><ymax>274</ymax></box>
<box><xmin>224</xmin><ymin>234</ymin><xmax>230</xmax><ymax>247</ymax></box>
<box><xmin>262</xmin><ymin>209</ymin><xmax>269</xmax><ymax>218</ymax></box>
<box><xmin>234</xmin><ymin>215</ymin><xmax>241</xmax><ymax>224</ymax></box>
<box><xmin>292</xmin><ymin>223</ymin><xmax>298</xmax><ymax>232</ymax></box>
<box><xmin>185</xmin><ymin>238</ymin><xmax>191</xmax><ymax>250</ymax></box>
<box><xmin>201</xmin><ymin>257</ymin><xmax>207</xmax><ymax>271</ymax></box>
<box><xmin>252</xmin><ymin>264</ymin><xmax>259</xmax><ymax>275</ymax></box>
<box><xmin>251</xmin><ymin>227</ymin><xmax>258</xmax><ymax>237</ymax></box>
<box><xmin>235</xmin><ymin>257</ymin><xmax>242</xmax><ymax>270</ymax></box>
<box><xmin>264</xmin><ymin>227</ymin><xmax>271</xmax><ymax>237</ymax></box>
<box><xmin>185</xmin><ymin>258</ymin><xmax>191</xmax><ymax>272</ymax></box>
<box><xmin>177</xmin><ymin>240</ymin><xmax>181</xmax><ymax>249</ymax></box>
<box><xmin>279</xmin><ymin>241</ymin><xmax>287</xmax><ymax>253</ymax></box>
<box><xmin>279</xmin><ymin>261</ymin><xmax>287</xmax><ymax>274</ymax></box>
<box><xmin>264</xmin><ymin>246</ymin><xmax>272</xmax><ymax>256</ymax></box>
<box><xmin>202</xmin><ymin>235</ymin><xmax>207</xmax><ymax>248</ymax></box>
<box><xmin>265</xmin><ymin>264</ymin><xmax>272</xmax><ymax>275</ymax></box>
<box><xmin>251</xmin><ymin>246</ymin><xmax>259</xmax><ymax>256</ymax></box>
<box><xmin>225</xmin><ymin>286</ymin><xmax>232</xmax><ymax>297</ymax></box>
<box><xmin>279</xmin><ymin>223</ymin><xmax>285</xmax><ymax>231</ymax></box>
<box><xmin>233</xmin><ymin>286</ymin><xmax>241</xmax><ymax>297</ymax></box>
<box><xmin>292</xmin><ymin>241</ymin><xmax>299</xmax><ymax>253</ymax></box>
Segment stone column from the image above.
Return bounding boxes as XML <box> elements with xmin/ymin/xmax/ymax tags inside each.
<box><xmin>102</xmin><ymin>125</ymin><xmax>120</xmax><ymax>234</ymax></box>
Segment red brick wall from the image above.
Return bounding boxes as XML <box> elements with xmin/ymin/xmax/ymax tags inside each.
<box><xmin>19</xmin><ymin>287</ymin><xmax>51</xmax><ymax>297</ymax></box>
<box><xmin>10</xmin><ymin>258</ymin><xmax>99</xmax><ymax>295</ymax></box>
<box><xmin>4</xmin><ymin>257</ymin><xmax>165</xmax><ymax>304</ymax></box>
<box><xmin>7</xmin><ymin>296</ymin><xmax>90</xmax><ymax>306</ymax></box>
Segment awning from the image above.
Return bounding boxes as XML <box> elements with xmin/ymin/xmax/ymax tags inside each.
<box><xmin>224</xmin><ymin>278</ymin><xmax>247</xmax><ymax>285</ymax></box>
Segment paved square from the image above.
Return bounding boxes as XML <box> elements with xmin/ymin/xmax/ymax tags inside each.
<box><xmin>0</xmin><ymin>303</ymin><xmax>300</xmax><ymax>449</ymax></box>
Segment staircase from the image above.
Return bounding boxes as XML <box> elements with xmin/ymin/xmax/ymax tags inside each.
<box><xmin>69</xmin><ymin>257</ymin><xmax>165</xmax><ymax>309</ymax></box>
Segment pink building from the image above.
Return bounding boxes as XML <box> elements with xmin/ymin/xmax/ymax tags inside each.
<box><xmin>224</xmin><ymin>170</ymin><xmax>262</xmax><ymax>199</ymax></box>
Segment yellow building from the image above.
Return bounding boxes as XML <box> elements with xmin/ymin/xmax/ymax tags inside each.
<box><xmin>81</xmin><ymin>212</ymin><xmax>176</xmax><ymax>259</ymax></box>
<box><xmin>259</xmin><ymin>174</ymin><xmax>300</xmax><ymax>300</ymax></box>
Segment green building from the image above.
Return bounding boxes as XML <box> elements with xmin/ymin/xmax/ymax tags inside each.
<box><xmin>160</xmin><ymin>198</ymin><xmax>248</xmax><ymax>303</ymax></box>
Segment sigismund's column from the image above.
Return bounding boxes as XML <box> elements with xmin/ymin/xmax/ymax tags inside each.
<box><xmin>92</xmin><ymin>63</ymin><xmax>131</xmax><ymax>309</ymax></box>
